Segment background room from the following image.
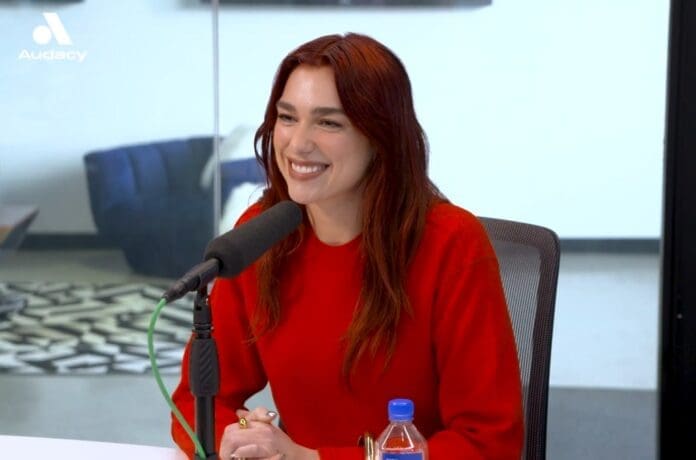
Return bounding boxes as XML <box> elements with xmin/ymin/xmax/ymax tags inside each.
<box><xmin>0</xmin><ymin>1</ymin><xmax>667</xmax><ymax>459</ymax></box>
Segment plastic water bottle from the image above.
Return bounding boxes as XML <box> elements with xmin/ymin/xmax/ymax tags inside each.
<box><xmin>376</xmin><ymin>398</ymin><xmax>429</xmax><ymax>460</ymax></box>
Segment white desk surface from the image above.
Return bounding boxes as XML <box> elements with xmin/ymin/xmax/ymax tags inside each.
<box><xmin>0</xmin><ymin>434</ymin><xmax>188</xmax><ymax>459</ymax></box>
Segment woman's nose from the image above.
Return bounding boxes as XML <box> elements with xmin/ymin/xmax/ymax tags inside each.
<box><xmin>288</xmin><ymin>124</ymin><xmax>315</xmax><ymax>155</ymax></box>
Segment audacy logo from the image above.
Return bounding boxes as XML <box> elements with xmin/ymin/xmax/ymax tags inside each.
<box><xmin>18</xmin><ymin>13</ymin><xmax>87</xmax><ymax>63</ymax></box>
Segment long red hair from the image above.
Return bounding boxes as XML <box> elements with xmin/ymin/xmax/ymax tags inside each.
<box><xmin>253</xmin><ymin>33</ymin><xmax>444</xmax><ymax>377</ymax></box>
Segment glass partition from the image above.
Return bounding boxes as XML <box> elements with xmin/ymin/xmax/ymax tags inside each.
<box><xmin>0</xmin><ymin>0</ymin><xmax>668</xmax><ymax>457</ymax></box>
<box><xmin>0</xmin><ymin>0</ymin><xmax>216</xmax><ymax>446</ymax></box>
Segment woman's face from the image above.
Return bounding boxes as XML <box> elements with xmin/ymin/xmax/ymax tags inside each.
<box><xmin>273</xmin><ymin>65</ymin><xmax>373</xmax><ymax>213</ymax></box>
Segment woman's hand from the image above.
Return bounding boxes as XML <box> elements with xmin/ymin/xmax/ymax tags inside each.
<box><xmin>219</xmin><ymin>407</ymin><xmax>320</xmax><ymax>460</ymax></box>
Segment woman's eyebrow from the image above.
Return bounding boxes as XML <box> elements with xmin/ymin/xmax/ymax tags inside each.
<box><xmin>276</xmin><ymin>100</ymin><xmax>345</xmax><ymax>116</ymax></box>
<box><xmin>276</xmin><ymin>100</ymin><xmax>295</xmax><ymax>112</ymax></box>
<box><xmin>312</xmin><ymin>106</ymin><xmax>345</xmax><ymax>116</ymax></box>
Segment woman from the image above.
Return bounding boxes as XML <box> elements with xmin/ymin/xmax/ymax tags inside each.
<box><xmin>172</xmin><ymin>33</ymin><xmax>523</xmax><ymax>460</ymax></box>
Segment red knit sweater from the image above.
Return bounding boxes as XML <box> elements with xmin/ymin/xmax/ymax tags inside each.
<box><xmin>171</xmin><ymin>202</ymin><xmax>523</xmax><ymax>459</ymax></box>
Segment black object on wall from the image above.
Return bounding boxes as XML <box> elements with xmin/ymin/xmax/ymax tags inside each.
<box><xmin>659</xmin><ymin>0</ymin><xmax>696</xmax><ymax>457</ymax></box>
<box><xmin>203</xmin><ymin>0</ymin><xmax>491</xmax><ymax>5</ymax></box>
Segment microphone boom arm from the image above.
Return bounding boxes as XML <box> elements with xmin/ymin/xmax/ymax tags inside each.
<box><xmin>189</xmin><ymin>286</ymin><xmax>219</xmax><ymax>459</ymax></box>
<box><xmin>160</xmin><ymin>201</ymin><xmax>302</xmax><ymax>458</ymax></box>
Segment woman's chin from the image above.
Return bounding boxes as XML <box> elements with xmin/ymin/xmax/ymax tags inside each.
<box><xmin>286</xmin><ymin>190</ymin><xmax>317</xmax><ymax>207</ymax></box>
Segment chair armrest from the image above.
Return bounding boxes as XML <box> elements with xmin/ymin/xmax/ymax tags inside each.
<box><xmin>219</xmin><ymin>158</ymin><xmax>265</xmax><ymax>199</ymax></box>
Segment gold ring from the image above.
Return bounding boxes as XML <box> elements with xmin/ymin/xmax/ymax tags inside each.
<box><xmin>238</xmin><ymin>416</ymin><xmax>248</xmax><ymax>429</ymax></box>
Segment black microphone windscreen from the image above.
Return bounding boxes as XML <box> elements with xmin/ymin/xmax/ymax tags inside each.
<box><xmin>204</xmin><ymin>201</ymin><xmax>302</xmax><ymax>278</ymax></box>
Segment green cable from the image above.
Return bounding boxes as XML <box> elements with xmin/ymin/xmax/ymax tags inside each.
<box><xmin>148</xmin><ymin>298</ymin><xmax>206</xmax><ymax>460</ymax></box>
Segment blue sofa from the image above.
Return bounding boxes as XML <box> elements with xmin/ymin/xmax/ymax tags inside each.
<box><xmin>84</xmin><ymin>137</ymin><xmax>264</xmax><ymax>278</ymax></box>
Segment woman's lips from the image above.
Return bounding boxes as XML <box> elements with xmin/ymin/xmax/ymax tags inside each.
<box><xmin>288</xmin><ymin>160</ymin><xmax>329</xmax><ymax>180</ymax></box>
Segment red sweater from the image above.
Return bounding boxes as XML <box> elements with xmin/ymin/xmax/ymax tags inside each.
<box><xmin>171</xmin><ymin>202</ymin><xmax>523</xmax><ymax>459</ymax></box>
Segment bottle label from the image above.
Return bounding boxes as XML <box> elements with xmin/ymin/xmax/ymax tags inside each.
<box><xmin>382</xmin><ymin>454</ymin><xmax>424</xmax><ymax>460</ymax></box>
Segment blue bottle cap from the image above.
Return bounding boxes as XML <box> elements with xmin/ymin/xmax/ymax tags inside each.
<box><xmin>388</xmin><ymin>398</ymin><xmax>414</xmax><ymax>422</ymax></box>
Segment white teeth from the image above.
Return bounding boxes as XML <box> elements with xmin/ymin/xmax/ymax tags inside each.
<box><xmin>291</xmin><ymin>162</ymin><xmax>325</xmax><ymax>174</ymax></box>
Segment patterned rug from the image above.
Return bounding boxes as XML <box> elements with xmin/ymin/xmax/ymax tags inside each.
<box><xmin>0</xmin><ymin>282</ymin><xmax>193</xmax><ymax>375</ymax></box>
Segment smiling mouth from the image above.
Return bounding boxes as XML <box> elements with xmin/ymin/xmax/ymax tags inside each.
<box><xmin>290</xmin><ymin>161</ymin><xmax>329</xmax><ymax>175</ymax></box>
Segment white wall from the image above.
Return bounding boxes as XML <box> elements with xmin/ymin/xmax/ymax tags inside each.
<box><xmin>0</xmin><ymin>0</ymin><xmax>669</xmax><ymax>237</ymax></box>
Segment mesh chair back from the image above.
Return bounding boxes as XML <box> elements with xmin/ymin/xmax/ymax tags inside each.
<box><xmin>480</xmin><ymin>217</ymin><xmax>560</xmax><ymax>460</ymax></box>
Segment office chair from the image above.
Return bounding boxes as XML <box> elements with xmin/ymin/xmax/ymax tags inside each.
<box><xmin>479</xmin><ymin>217</ymin><xmax>560</xmax><ymax>460</ymax></box>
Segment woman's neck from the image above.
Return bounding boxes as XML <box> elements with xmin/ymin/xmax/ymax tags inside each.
<box><xmin>306</xmin><ymin>200</ymin><xmax>362</xmax><ymax>246</ymax></box>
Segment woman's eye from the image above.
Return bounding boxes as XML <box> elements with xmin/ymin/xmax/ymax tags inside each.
<box><xmin>277</xmin><ymin>113</ymin><xmax>295</xmax><ymax>123</ymax></box>
<box><xmin>319</xmin><ymin>119</ymin><xmax>342</xmax><ymax>128</ymax></box>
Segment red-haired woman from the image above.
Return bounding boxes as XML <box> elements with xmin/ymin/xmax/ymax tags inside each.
<box><xmin>172</xmin><ymin>33</ymin><xmax>523</xmax><ymax>460</ymax></box>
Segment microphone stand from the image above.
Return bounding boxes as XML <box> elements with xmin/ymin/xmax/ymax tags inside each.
<box><xmin>189</xmin><ymin>286</ymin><xmax>219</xmax><ymax>459</ymax></box>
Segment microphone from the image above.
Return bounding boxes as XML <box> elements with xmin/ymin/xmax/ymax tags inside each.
<box><xmin>162</xmin><ymin>201</ymin><xmax>302</xmax><ymax>303</ymax></box>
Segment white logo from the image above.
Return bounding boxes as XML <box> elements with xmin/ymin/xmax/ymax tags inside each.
<box><xmin>18</xmin><ymin>12</ymin><xmax>87</xmax><ymax>63</ymax></box>
<box><xmin>33</xmin><ymin>12</ymin><xmax>72</xmax><ymax>46</ymax></box>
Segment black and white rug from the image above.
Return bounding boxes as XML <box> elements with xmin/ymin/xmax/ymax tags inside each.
<box><xmin>0</xmin><ymin>282</ymin><xmax>194</xmax><ymax>375</ymax></box>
